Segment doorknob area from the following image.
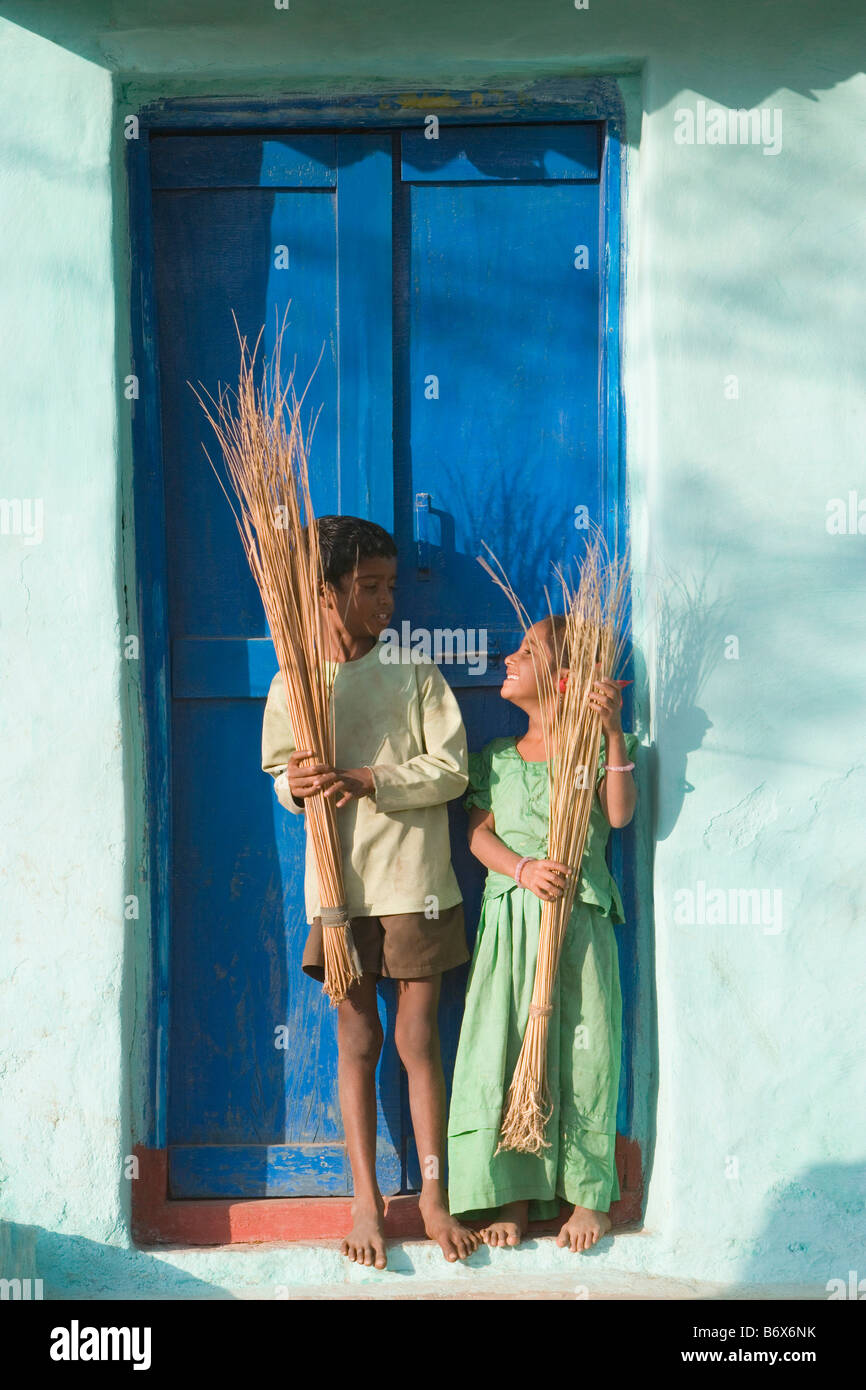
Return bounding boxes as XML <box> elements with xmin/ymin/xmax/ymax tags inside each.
<box><xmin>415</xmin><ymin>491</ymin><xmax>431</xmax><ymax>577</ymax></box>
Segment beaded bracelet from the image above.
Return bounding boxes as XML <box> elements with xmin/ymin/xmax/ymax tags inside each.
<box><xmin>514</xmin><ymin>855</ymin><xmax>534</xmax><ymax>886</ymax></box>
<box><xmin>602</xmin><ymin>761</ymin><xmax>635</xmax><ymax>772</ymax></box>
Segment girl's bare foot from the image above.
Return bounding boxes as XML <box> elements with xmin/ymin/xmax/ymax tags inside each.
<box><xmin>340</xmin><ymin>1197</ymin><xmax>388</xmax><ymax>1269</ymax></box>
<box><xmin>419</xmin><ymin>1193</ymin><xmax>481</xmax><ymax>1262</ymax></box>
<box><xmin>556</xmin><ymin>1204</ymin><xmax>611</xmax><ymax>1253</ymax></box>
<box><xmin>480</xmin><ymin>1199</ymin><xmax>529</xmax><ymax>1248</ymax></box>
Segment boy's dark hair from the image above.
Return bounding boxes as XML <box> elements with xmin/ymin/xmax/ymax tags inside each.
<box><xmin>315</xmin><ymin>515</ymin><xmax>397</xmax><ymax>588</ymax></box>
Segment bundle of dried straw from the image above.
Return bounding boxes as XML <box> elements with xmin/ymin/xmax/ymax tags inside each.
<box><xmin>190</xmin><ymin>308</ymin><xmax>362</xmax><ymax>1005</ymax></box>
<box><xmin>478</xmin><ymin>527</ymin><xmax>630</xmax><ymax>1153</ymax></box>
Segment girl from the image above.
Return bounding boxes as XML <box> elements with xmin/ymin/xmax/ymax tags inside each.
<box><xmin>446</xmin><ymin>617</ymin><xmax>638</xmax><ymax>1253</ymax></box>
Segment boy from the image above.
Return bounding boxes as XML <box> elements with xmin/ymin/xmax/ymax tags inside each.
<box><xmin>261</xmin><ymin>515</ymin><xmax>480</xmax><ymax>1268</ymax></box>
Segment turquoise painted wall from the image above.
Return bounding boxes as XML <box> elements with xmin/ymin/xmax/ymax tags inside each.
<box><xmin>1</xmin><ymin>1</ymin><xmax>864</xmax><ymax>1297</ymax></box>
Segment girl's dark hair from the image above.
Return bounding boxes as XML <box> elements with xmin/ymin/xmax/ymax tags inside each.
<box><xmin>536</xmin><ymin>614</ymin><xmax>569</xmax><ymax>668</ymax></box>
<box><xmin>315</xmin><ymin>515</ymin><xmax>397</xmax><ymax>587</ymax></box>
<box><xmin>537</xmin><ymin>614</ymin><xmax>602</xmax><ymax>668</ymax></box>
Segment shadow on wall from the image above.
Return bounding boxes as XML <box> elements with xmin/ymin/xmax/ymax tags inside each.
<box><xmin>1</xmin><ymin>0</ymin><xmax>864</xmax><ymax>119</ymax></box>
<box><xmin>650</xmin><ymin>547</ymin><xmax>735</xmax><ymax>842</ymax></box>
<box><xmin>0</xmin><ymin>1221</ymin><xmax>235</xmax><ymax>1300</ymax></box>
<box><xmin>733</xmin><ymin>1161</ymin><xmax>866</xmax><ymax>1292</ymax></box>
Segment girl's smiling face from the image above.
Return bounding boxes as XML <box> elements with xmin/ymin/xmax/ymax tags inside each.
<box><xmin>501</xmin><ymin>623</ymin><xmax>559</xmax><ymax>706</ymax></box>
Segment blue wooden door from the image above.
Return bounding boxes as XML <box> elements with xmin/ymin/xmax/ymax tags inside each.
<box><xmin>150</xmin><ymin>132</ymin><xmax>398</xmax><ymax>1197</ymax></box>
<box><xmin>148</xmin><ymin>120</ymin><xmax>621</xmax><ymax>1200</ymax></box>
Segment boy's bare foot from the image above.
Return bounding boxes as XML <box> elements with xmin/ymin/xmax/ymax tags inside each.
<box><xmin>480</xmin><ymin>1199</ymin><xmax>529</xmax><ymax>1248</ymax></box>
<box><xmin>340</xmin><ymin>1197</ymin><xmax>388</xmax><ymax>1269</ymax></box>
<box><xmin>556</xmin><ymin>1204</ymin><xmax>611</xmax><ymax>1253</ymax></box>
<box><xmin>419</xmin><ymin>1193</ymin><xmax>481</xmax><ymax>1262</ymax></box>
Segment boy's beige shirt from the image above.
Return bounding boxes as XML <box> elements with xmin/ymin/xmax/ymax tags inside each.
<box><xmin>261</xmin><ymin>641</ymin><xmax>469</xmax><ymax>922</ymax></box>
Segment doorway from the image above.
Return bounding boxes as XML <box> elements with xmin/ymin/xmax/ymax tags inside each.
<box><xmin>136</xmin><ymin>110</ymin><xmax>630</xmax><ymax>1203</ymax></box>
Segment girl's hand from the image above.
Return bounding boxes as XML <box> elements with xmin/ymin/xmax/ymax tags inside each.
<box><xmin>520</xmin><ymin>858</ymin><xmax>572</xmax><ymax>901</ymax></box>
<box><xmin>588</xmin><ymin>668</ymin><xmax>623</xmax><ymax>736</ymax></box>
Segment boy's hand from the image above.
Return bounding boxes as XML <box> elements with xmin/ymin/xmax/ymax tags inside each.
<box><xmin>520</xmin><ymin>859</ymin><xmax>572</xmax><ymax>901</ymax></box>
<box><xmin>588</xmin><ymin>666</ymin><xmax>624</xmax><ymax>736</ymax></box>
<box><xmin>286</xmin><ymin>752</ymin><xmax>375</xmax><ymax>809</ymax></box>
<box><xmin>324</xmin><ymin>767</ymin><xmax>376</xmax><ymax>808</ymax></box>
<box><xmin>286</xmin><ymin>750</ymin><xmax>341</xmax><ymax>801</ymax></box>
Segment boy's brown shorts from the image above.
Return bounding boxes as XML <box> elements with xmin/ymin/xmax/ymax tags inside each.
<box><xmin>302</xmin><ymin>902</ymin><xmax>469</xmax><ymax>982</ymax></box>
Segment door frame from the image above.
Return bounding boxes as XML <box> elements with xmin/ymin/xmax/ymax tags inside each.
<box><xmin>126</xmin><ymin>79</ymin><xmax>636</xmax><ymax>1246</ymax></box>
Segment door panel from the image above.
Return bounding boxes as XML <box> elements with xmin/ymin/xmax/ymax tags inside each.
<box><xmin>402</xmin><ymin>179</ymin><xmax>601</xmax><ymax>631</ymax></box>
<box><xmin>394</xmin><ymin>123</ymin><xmax>606</xmax><ymax>1185</ymax></box>
<box><xmin>151</xmin><ymin>134</ymin><xmax>399</xmax><ymax>1197</ymax></box>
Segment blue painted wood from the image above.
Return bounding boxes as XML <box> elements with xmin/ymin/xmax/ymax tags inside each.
<box><xmin>169</xmin><ymin>1144</ymin><xmax>349</xmax><ymax>1198</ymax></box>
<box><xmin>127</xmin><ymin>129</ymin><xmax>173</xmax><ymax>1151</ymax></box>
<box><xmin>136</xmin><ymin>81</ymin><xmax>626</xmax><ymax>133</ymax></box>
<box><xmin>395</xmin><ymin>120</ymin><xmax>625</xmax><ymax>1184</ymax></box>
<box><xmin>401</xmin><ymin>122</ymin><xmax>600</xmax><ymax>183</ymax></box>
<box><xmin>170</xmin><ymin>635</ymin><xmax>509</xmax><ymax>698</ymax></box>
<box><xmin>150</xmin><ymin>132</ymin><xmax>401</xmax><ymax>1196</ymax></box>
<box><xmin>335</xmin><ymin>133</ymin><xmax>395</xmax><ymax>529</ymax></box>
<box><xmin>133</xmin><ymin>90</ymin><xmax>633</xmax><ymax>1198</ymax></box>
<box><xmin>150</xmin><ymin>134</ymin><xmax>338</xmax><ymax>189</ymax></box>
<box><xmin>398</xmin><ymin>163</ymin><xmax>603</xmax><ymax>641</ymax></box>
<box><xmin>155</xmin><ymin>188</ymin><xmax>339</xmax><ymax>638</ymax></box>
<box><xmin>169</xmin><ymin>1133</ymin><xmax>416</xmax><ymax>1198</ymax></box>
<box><xmin>600</xmin><ymin>119</ymin><xmax>626</xmax><ymax>553</ymax></box>
<box><xmin>132</xmin><ymin>76</ymin><xmax>625</xmax><ymax>1173</ymax></box>
<box><xmin>596</xmin><ymin>117</ymin><xmax>637</xmax><ymax>1137</ymax></box>
<box><xmin>171</xmin><ymin>638</ymin><xmax>279</xmax><ymax>701</ymax></box>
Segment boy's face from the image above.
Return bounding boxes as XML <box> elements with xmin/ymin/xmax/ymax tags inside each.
<box><xmin>324</xmin><ymin>555</ymin><xmax>397</xmax><ymax>638</ymax></box>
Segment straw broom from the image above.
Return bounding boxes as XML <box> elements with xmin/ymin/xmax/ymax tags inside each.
<box><xmin>189</xmin><ymin>306</ymin><xmax>362</xmax><ymax>1005</ymax></box>
<box><xmin>477</xmin><ymin>527</ymin><xmax>630</xmax><ymax>1153</ymax></box>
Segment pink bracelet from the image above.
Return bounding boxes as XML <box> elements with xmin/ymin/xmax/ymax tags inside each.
<box><xmin>514</xmin><ymin>855</ymin><xmax>534</xmax><ymax>886</ymax></box>
<box><xmin>603</xmin><ymin>762</ymin><xmax>635</xmax><ymax>772</ymax></box>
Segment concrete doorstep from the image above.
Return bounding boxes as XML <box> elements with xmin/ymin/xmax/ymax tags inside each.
<box><xmin>141</xmin><ymin>1234</ymin><xmax>828</xmax><ymax>1302</ymax></box>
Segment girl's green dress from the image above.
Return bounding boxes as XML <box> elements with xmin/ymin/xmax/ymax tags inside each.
<box><xmin>446</xmin><ymin>731</ymin><xmax>638</xmax><ymax>1221</ymax></box>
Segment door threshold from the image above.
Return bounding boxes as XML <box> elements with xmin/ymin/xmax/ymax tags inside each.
<box><xmin>132</xmin><ymin>1141</ymin><xmax>642</xmax><ymax>1248</ymax></box>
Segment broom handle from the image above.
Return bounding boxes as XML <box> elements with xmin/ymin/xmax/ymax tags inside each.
<box><xmin>535</xmin><ymin>700</ymin><xmax>606</xmax><ymax>997</ymax></box>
